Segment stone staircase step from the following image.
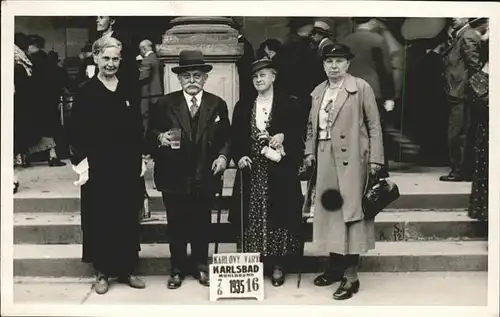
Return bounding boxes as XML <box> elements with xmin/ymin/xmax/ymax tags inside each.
<box><xmin>13</xmin><ymin>241</ymin><xmax>488</xmax><ymax>277</ymax></box>
<box><xmin>14</xmin><ymin>191</ymin><xmax>470</xmax><ymax>214</ymax></box>
<box><xmin>13</xmin><ymin>211</ymin><xmax>487</xmax><ymax>244</ymax></box>
<box><xmin>14</xmin><ymin>165</ymin><xmax>472</xmax><ymax>213</ymax></box>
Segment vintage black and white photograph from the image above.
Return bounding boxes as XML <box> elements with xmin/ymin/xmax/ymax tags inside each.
<box><xmin>1</xmin><ymin>1</ymin><xmax>499</xmax><ymax>316</ymax></box>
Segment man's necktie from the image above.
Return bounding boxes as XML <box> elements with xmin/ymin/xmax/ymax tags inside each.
<box><xmin>190</xmin><ymin>96</ymin><xmax>199</xmax><ymax>117</ymax></box>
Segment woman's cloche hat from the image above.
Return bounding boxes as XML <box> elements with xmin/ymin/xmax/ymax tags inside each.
<box><xmin>172</xmin><ymin>50</ymin><xmax>213</xmax><ymax>74</ymax></box>
<box><xmin>321</xmin><ymin>43</ymin><xmax>355</xmax><ymax>60</ymax></box>
<box><xmin>251</xmin><ymin>58</ymin><xmax>275</xmax><ymax>74</ymax></box>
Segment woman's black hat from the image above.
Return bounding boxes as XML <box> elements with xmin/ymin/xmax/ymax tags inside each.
<box><xmin>251</xmin><ymin>58</ymin><xmax>275</xmax><ymax>74</ymax></box>
<box><xmin>321</xmin><ymin>43</ymin><xmax>355</xmax><ymax>60</ymax></box>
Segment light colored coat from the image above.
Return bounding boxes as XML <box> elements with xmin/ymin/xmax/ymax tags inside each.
<box><xmin>303</xmin><ymin>73</ymin><xmax>384</xmax><ymax>223</ymax></box>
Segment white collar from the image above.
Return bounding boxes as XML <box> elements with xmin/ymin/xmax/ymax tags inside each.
<box><xmin>183</xmin><ymin>90</ymin><xmax>204</xmax><ymax>106</ymax></box>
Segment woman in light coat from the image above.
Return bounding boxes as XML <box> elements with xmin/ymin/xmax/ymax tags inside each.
<box><xmin>303</xmin><ymin>43</ymin><xmax>384</xmax><ymax>300</ymax></box>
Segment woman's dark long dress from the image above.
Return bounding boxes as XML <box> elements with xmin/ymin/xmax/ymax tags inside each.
<box><xmin>229</xmin><ymin>93</ymin><xmax>304</xmax><ymax>270</ymax></box>
<box><xmin>468</xmin><ymin>70</ymin><xmax>489</xmax><ymax>221</ymax></box>
<box><xmin>69</xmin><ymin>76</ymin><xmax>144</xmax><ymax>277</ymax></box>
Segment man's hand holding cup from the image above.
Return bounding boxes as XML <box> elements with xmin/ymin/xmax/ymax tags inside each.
<box><xmin>158</xmin><ymin>132</ymin><xmax>172</xmax><ymax>147</ymax></box>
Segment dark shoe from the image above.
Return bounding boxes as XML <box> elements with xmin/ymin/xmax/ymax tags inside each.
<box><xmin>118</xmin><ymin>275</ymin><xmax>146</xmax><ymax>289</ymax></box>
<box><xmin>14</xmin><ymin>182</ymin><xmax>19</xmax><ymax>194</ymax></box>
<box><xmin>196</xmin><ymin>271</ymin><xmax>210</xmax><ymax>287</ymax></box>
<box><xmin>313</xmin><ymin>272</ymin><xmax>342</xmax><ymax>286</ymax></box>
<box><xmin>271</xmin><ymin>267</ymin><xmax>285</xmax><ymax>287</ymax></box>
<box><xmin>49</xmin><ymin>157</ymin><xmax>66</xmax><ymax>167</ymax></box>
<box><xmin>333</xmin><ymin>278</ymin><xmax>360</xmax><ymax>300</ymax></box>
<box><xmin>167</xmin><ymin>274</ymin><xmax>183</xmax><ymax>289</ymax></box>
<box><xmin>439</xmin><ymin>174</ymin><xmax>464</xmax><ymax>182</ymax></box>
<box><xmin>94</xmin><ymin>276</ymin><xmax>109</xmax><ymax>295</ymax></box>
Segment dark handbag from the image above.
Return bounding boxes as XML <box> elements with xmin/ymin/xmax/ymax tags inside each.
<box><xmin>362</xmin><ymin>173</ymin><xmax>400</xmax><ymax>220</ymax></box>
<box><xmin>469</xmin><ymin>70</ymin><xmax>489</xmax><ymax>101</ymax></box>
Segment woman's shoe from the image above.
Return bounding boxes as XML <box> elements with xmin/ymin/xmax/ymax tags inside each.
<box><xmin>118</xmin><ymin>275</ymin><xmax>146</xmax><ymax>289</ymax></box>
<box><xmin>271</xmin><ymin>267</ymin><xmax>285</xmax><ymax>287</ymax></box>
<box><xmin>94</xmin><ymin>276</ymin><xmax>109</xmax><ymax>295</ymax></box>
<box><xmin>333</xmin><ymin>278</ymin><xmax>360</xmax><ymax>300</ymax></box>
<box><xmin>313</xmin><ymin>272</ymin><xmax>342</xmax><ymax>286</ymax></box>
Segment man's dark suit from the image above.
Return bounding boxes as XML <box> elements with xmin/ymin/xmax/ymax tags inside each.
<box><xmin>441</xmin><ymin>25</ymin><xmax>483</xmax><ymax>179</ymax></box>
<box><xmin>139</xmin><ymin>52</ymin><xmax>163</xmax><ymax>131</ymax></box>
<box><xmin>147</xmin><ymin>90</ymin><xmax>231</xmax><ymax>276</ymax></box>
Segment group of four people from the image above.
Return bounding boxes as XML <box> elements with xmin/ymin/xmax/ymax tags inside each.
<box><xmin>69</xmin><ymin>36</ymin><xmax>384</xmax><ymax>301</ymax></box>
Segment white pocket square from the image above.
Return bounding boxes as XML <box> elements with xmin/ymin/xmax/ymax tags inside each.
<box><xmin>214</xmin><ymin>116</ymin><xmax>221</xmax><ymax>123</ymax></box>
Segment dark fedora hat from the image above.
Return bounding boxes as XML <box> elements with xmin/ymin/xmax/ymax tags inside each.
<box><xmin>172</xmin><ymin>50</ymin><xmax>213</xmax><ymax>74</ymax></box>
<box><xmin>251</xmin><ymin>58</ymin><xmax>275</xmax><ymax>74</ymax></box>
<box><xmin>322</xmin><ymin>43</ymin><xmax>355</xmax><ymax>60</ymax></box>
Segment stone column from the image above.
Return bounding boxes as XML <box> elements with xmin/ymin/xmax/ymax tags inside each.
<box><xmin>157</xmin><ymin>17</ymin><xmax>243</xmax><ymax>122</ymax></box>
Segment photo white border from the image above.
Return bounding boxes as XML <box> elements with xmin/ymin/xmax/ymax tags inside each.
<box><xmin>2</xmin><ymin>1</ymin><xmax>499</xmax><ymax>316</ymax></box>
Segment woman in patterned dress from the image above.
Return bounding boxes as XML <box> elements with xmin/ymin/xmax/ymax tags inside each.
<box><xmin>229</xmin><ymin>59</ymin><xmax>305</xmax><ymax>287</ymax></box>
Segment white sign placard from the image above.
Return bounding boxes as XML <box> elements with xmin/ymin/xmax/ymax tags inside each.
<box><xmin>209</xmin><ymin>252</ymin><xmax>264</xmax><ymax>301</ymax></box>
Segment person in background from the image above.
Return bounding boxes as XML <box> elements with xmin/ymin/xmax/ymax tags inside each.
<box><xmin>96</xmin><ymin>16</ymin><xmax>138</xmax><ymax>85</ymax></box>
<box><xmin>137</xmin><ymin>39</ymin><xmax>163</xmax><ymax>220</ymax></box>
<box><xmin>257</xmin><ymin>38</ymin><xmax>282</xmax><ymax>60</ymax></box>
<box><xmin>147</xmin><ymin>50</ymin><xmax>231</xmax><ymax>290</ymax></box>
<box><xmin>69</xmin><ymin>37</ymin><xmax>147</xmax><ymax>294</ymax></box>
<box><xmin>256</xmin><ymin>39</ymin><xmax>286</xmax><ymax>92</ymax></box>
<box><xmin>302</xmin><ymin>43</ymin><xmax>384</xmax><ymax>300</ymax></box>
<box><xmin>229</xmin><ymin>59</ymin><xmax>304</xmax><ymax>287</ymax></box>
<box><xmin>25</xmin><ymin>34</ymin><xmax>66</xmax><ymax>167</ymax></box>
<box><xmin>438</xmin><ymin>17</ymin><xmax>485</xmax><ymax>182</ymax></box>
<box><xmin>138</xmin><ymin>39</ymin><xmax>163</xmax><ymax>131</ymax></box>
<box><xmin>76</xmin><ymin>42</ymin><xmax>96</xmax><ymax>87</ymax></box>
<box><xmin>310</xmin><ymin>20</ymin><xmax>334</xmax><ymax>54</ymax></box>
<box><xmin>468</xmin><ymin>20</ymin><xmax>489</xmax><ymax>221</ymax></box>
<box><xmin>342</xmin><ymin>17</ymin><xmax>395</xmax><ymax>173</ymax></box>
<box><xmin>279</xmin><ymin>17</ymin><xmax>317</xmax><ymax>134</ymax></box>
<box><xmin>233</xmin><ymin>19</ymin><xmax>256</xmax><ymax>101</ymax></box>
<box><xmin>14</xmin><ymin>33</ymin><xmax>35</xmax><ymax>193</ymax></box>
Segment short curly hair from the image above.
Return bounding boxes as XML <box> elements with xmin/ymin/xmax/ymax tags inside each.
<box><xmin>92</xmin><ymin>37</ymin><xmax>122</xmax><ymax>56</ymax></box>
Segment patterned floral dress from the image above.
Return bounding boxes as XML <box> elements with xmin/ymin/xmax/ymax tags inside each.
<box><xmin>241</xmin><ymin>103</ymin><xmax>301</xmax><ymax>259</ymax></box>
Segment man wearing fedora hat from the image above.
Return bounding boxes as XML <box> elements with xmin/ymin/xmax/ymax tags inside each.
<box><xmin>147</xmin><ymin>50</ymin><xmax>231</xmax><ymax>289</ymax></box>
<box><xmin>311</xmin><ymin>20</ymin><xmax>334</xmax><ymax>53</ymax></box>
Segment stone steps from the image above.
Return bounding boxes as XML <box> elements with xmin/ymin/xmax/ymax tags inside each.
<box><xmin>13</xmin><ymin>210</ymin><xmax>487</xmax><ymax>244</ymax></box>
<box><xmin>13</xmin><ymin>164</ymin><xmax>484</xmax><ymax>278</ymax></box>
<box><xmin>14</xmin><ymin>241</ymin><xmax>488</xmax><ymax>277</ymax></box>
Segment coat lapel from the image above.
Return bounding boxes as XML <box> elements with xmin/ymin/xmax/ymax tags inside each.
<box><xmin>196</xmin><ymin>93</ymin><xmax>217</xmax><ymax>143</ymax></box>
<box><xmin>310</xmin><ymin>81</ymin><xmax>328</xmax><ymax>139</ymax></box>
<box><xmin>171</xmin><ymin>92</ymin><xmax>192</xmax><ymax>140</ymax></box>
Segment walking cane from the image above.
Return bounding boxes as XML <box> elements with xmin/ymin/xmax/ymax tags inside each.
<box><xmin>239</xmin><ymin>169</ymin><xmax>245</xmax><ymax>253</ymax></box>
<box><xmin>297</xmin><ymin>215</ymin><xmax>308</xmax><ymax>288</ymax></box>
<box><xmin>214</xmin><ymin>174</ymin><xmax>224</xmax><ymax>254</ymax></box>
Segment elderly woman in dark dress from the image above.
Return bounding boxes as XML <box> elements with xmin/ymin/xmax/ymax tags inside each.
<box><xmin>229</xmin><ymin>59</ymin><xmax>304</xmax><ymax>287</ymax></box>
<box><xmin>303</xmin><ymin>43</ymin><xmax>384</xmax><ymax>300</ymax></box>
<box><xmin>69</xmin><ymin>37</ymin><xmax>147</xmax><ymax>294</ymax></box>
